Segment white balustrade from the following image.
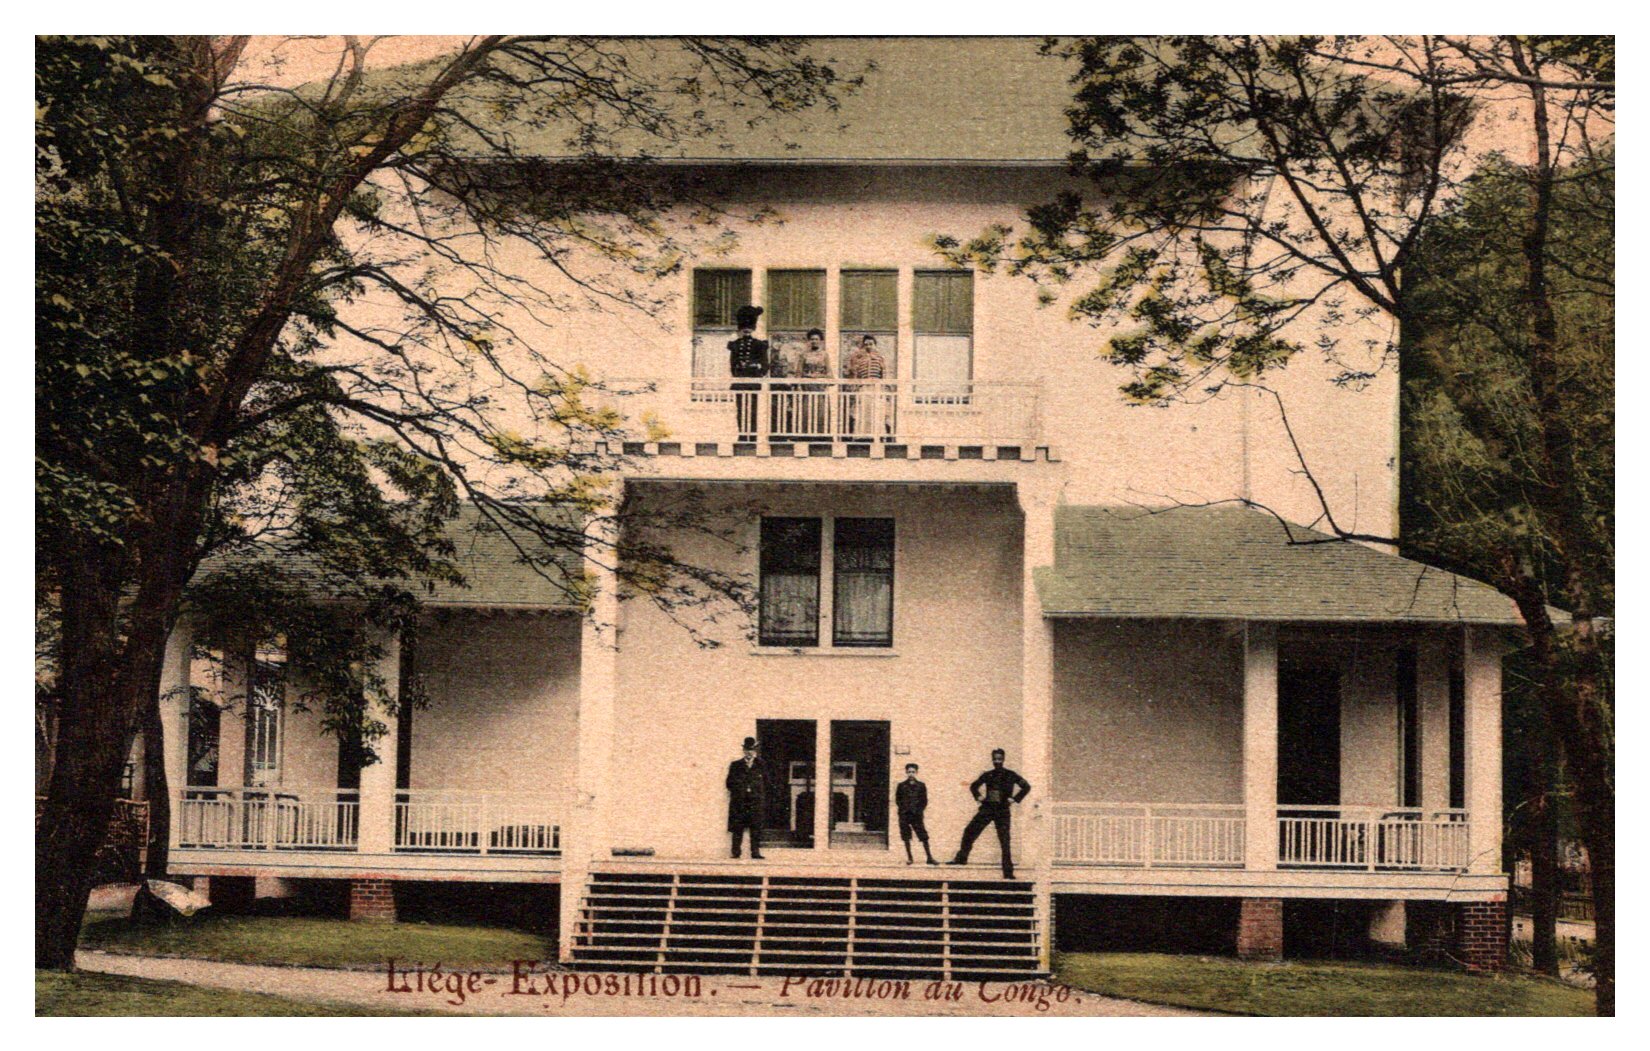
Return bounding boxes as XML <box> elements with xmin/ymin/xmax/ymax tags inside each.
<box><xmin>394</xmin><ymin>790</ymin><xmax>561</xmax><ymax>856</ymax></box>
<box><xmin>1052</xmin><ymin>803</ymin><xmax>1246</xmax><ymax>868</ymax></box>
<box><xmin>1277</xmin><ymin>807</ymin><xmax>1469</xmax><ymax>871</ymax></box>
<box><xmin>176</xmin><ymin>787</ymin><xmax>359</xmax><ymax>851</ymax></box>
<box><xmin>609</xmin><ymin>378</ymin><xmax>1043</xmax><ymax>447</ymax></box>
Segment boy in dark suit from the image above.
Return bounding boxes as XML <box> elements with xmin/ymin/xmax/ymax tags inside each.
<box><xmin>895</xmin><ymin>763</ymin><xmax>936</xmax><ymax>865</ymax></box>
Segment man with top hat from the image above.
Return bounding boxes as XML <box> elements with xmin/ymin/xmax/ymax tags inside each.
<box><xmin>726</xmin><ymin>736</ymin><xmax>767</xmax><ymax>859</ymax></box>
<box><xmin>947</xmin><ymin>748</ymin><xmax>1031</xmax><ymax>879</ymax></box>
<box><xmin>728</xmin><ymin>305</ymin><xmax>769</xmax><ymax>441</ymax></box>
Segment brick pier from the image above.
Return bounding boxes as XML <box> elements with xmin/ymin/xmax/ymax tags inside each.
<box><xmin>348</xmin><ymin>878</ymin><xmax>397</xmax><ymax>922</ymax></box>
<box><xmin>1236</xmin><ymin>898</ymin><xmax>1283</xmax><ymax>961</ymax></box>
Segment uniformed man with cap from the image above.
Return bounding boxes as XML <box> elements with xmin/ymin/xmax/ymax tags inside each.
<box><xmin>728</xmin><ymin>305</ymin><xmax>769</xmax><ymax>441</ymax></box>
<box><xmin>726</xmin><ymin>736</ymin><xmax>767</xmax><ymax>859</ymax></box>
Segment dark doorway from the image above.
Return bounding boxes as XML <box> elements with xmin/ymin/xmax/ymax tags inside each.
<box><xmin>829</xmin><ymin>720</ymin><xmax>890</xmax><ymax>849</ymax></box>
<box><xmin>756</xmin><ymin>718</ymin><xmax>816</xmax><ymax>848</ymax></box>
<box><xmin>1277</xmin><ymin>659</ymin><xmax>1342</xmax><ymax>806</ymax></box>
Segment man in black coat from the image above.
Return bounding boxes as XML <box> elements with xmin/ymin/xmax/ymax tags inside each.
<box><xmin>726</xmin><ymin>736</ymin><xmax>767</xmax><ymax>859</ymax></box>
<box><xmin>727</xmin><ymin>305</ymin><xmax>769</xmax><ymax>441</ymax></box>
<box><xmin>947</xmin><ymin>748</ymin><xmax>1031</xmax><ymax>879</ymax></box>
<box><xmin>895</xmin><ymin>763</ymin><xmax>937</xmax><ymax>865</ymax></box>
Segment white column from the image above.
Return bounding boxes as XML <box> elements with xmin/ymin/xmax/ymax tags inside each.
<box><xmin>1243</xmin><ymin>622</ymin><xmax>1279</xmax><ymax>871</ymax></box>
<box><xmin>1418</xmin><ymin>633</ymin><xmax>1451</xmax><ymax>811</ymax></box>
<box><xmin>356</xmin><ymin>631</ymin><xmax>400</xmax><ymax>855</ymax></box>
<box><xmin>813</xmin><ymin>719</ymin><xmax>831</xmax><ymax>854</ymax></box>
<box><xmin>1018</xmin><ymin>484</ymin><xmax>1057</xmax><ymax>970</ymax></box>
<box><xmin>1463</xmin><ymin>626</ymin><xmax>1504</xmax><ymax>875</ymax></box>
<box><xmin>159</xmin><ymin>618</ymin><xmax>193</xmax><ymax>824</ymax></box>
<box><xmin>560</xmin><ymin>500</ymin><xmax>623</xmax><ymax>961</ymax></box>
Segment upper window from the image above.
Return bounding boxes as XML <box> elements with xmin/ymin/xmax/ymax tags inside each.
<box><xmin>839</xmin><ymin>270</ymin><xmax>899</xmax><ymax>379</ymax></box>
<box><xmin>913</xmin><ymin>271</ymin><xmax>974</xmax><ymax>400</ymax></box>
<box><xmin>767</xmin><ymin>270</ymin><xmax>826</xmax><ymax>379</ymax></box>
<box><xmin>759</xmin><ymin>517</ymin><xmax>822</xmax><ymax>647</ymax></box>
<box><xmin>759</xmin><ymin>516</ymin><xmax>895</xmax><ymax>649</ymax></box>
<box><xmin>832</xmin><ymin>518</ymin><xmax>895</xmax><ymax>648</ymax></box>
<box><xmin>692</xmin><ymin>269</ymin><xmax>752</xmax><ymax>377</ymax></box>
<box><xmin>244</xmin><ymin>644</ymin><xmax>286</xmax><ymax>787</ymax></box>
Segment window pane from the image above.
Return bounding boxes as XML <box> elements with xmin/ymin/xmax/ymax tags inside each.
<box><xmin>761</xmin><ymin>517</ymin><xmax>821</xmax><ymax>646</ymax></box>
<box><xmin>841</xmin><ymin>271</ymin><xmax>897</xmax><ymax>331</ymax></box>
<box><xmin>914</xmin><ymin>271</ymin><xmax>973</xmax><ymax>334</ymax></box>
<box><xmin>766</xmin><ymin>270</ymin><xmax>825</xmax><ymax>332</ymax></box>
<box><xmin>694</xmin><ymin>269</ymin><xmax>752</xmax><ymax>329</ymax></box>
<box><xmin>833</xmin><ymin>518</ymin><xmax>894</xmax><ymax>647</ymax></box>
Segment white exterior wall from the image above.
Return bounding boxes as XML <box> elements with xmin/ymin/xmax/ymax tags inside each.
<box><xmin>410</xmin><ymin>612</ymin><xmax>581</xmax><ymax>799</ymax></box>
<box><xmin>609</xmin><ymin>483</ymin><xmax>1025</xmax><ymax>863</ymax></box>
<box><xmin>1052</xmin><ymin>620</ymin><xmax>1244</xmax><ymax>804</ymax></box>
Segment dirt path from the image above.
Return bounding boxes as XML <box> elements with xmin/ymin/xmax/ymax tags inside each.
<box><xmin>76</xmin><ymin>950</ymin><xmax>1202</xmax><ymax>1017</ymax></box>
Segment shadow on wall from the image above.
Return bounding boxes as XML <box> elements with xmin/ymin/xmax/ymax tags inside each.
<box><xmin>1055</xmin><ymin>896</ymin><xmax>1388</xmax><ymax>960</ymax></box>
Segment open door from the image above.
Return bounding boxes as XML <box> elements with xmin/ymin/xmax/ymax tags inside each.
<box><xmin>756</xmin><ymin>718</ymin><xmax>817</xmax><ymax>848</ymax></box>
<box><xmin>1277</xmin><ymin>659</ymin><xmax>1341</xmax><ymax>807</ymax></box>
<box><xmin>829</xmin><ymin>720</ymin><xmax>890</xmax><ymax>849</ymax></box>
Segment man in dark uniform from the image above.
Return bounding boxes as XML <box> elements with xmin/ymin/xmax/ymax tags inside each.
<box><xmin>895</xmin><ymin>763</ymin><xmax>937</xmax><ymax>865</ymax></box>
<box><xmin>728</xmin><ymin>305</ymin><xmax>769</xmax><ymax>441</ymax></box>
<box><xmin>726</xmin><ymin>736</ymin><xmax>767</xmax><ymax>859</ymax></box>
<box><xmin>947</xmin><ymin>748</ymin><xmax>1031</xmax><ymax>879</ymax></box>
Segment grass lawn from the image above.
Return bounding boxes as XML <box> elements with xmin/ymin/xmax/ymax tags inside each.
<box><xmin>37</xmin><ymin>970</ymin><xmax>432</xmax><ymax>1016</ymax></box>
<box><xmin>81</xmin><ymin>914</ymin><xmax>556</xmax><ymax>970</ymax></box>
<box><xmin>1055</xmin><ymin>952</ymin><xmax>1593</xmax><ymax>1017</ymax></box>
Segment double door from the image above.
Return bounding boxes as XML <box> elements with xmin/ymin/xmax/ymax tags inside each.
<box><xmin>756</xmin><ymin>718</ymin><xmax>890</xmax><ymax>850</ymax></box>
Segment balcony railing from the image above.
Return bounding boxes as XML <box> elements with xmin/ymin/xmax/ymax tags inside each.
<box><xmin>176</xmin><ymin>787</ymin><xmax>358</xmax><ymax>851</ymax></box>
<box><xmin>614</xmin><ymin>378</ymin><xmax>1042</xmax><ymax>447</ymax></box>
<box><xmin>394</xmin><ymin>790</ymin><xmax>561</xmax><ymax>856</ymax></box>
<box><xmin>1052</xmin><ymin>802</ymin><xmax>1246</xmax><ymax>868</ymax></box>
<box><xmin>1278</xmin><ymin>806</ymin><xmax>1469</xmax><ymax>871</ymax></box>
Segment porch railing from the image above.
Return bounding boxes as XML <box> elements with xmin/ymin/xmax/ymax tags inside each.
<box><xmin>394</xmin><ymin>790</ymin><xmax>561</xmax><ymax>856</ymax></box>
<box><xmin>176</xmin><ymin>786</ymin><xmax>358</xmax><ymax>851</ymax></box>
<box><xmin>612</xmin><ymin>378</ymin><xmax>1043</xmax><ymax>447</ymax></box>
<box><xmin>1052</xmin><ymin>802</ymin><xmax>1246</xmax><ymax>868</ymax></box>
<box><xmin>1277</xmin><ymin>807</ymin><xmax>1469</xmax><ymax>871</ymax></box>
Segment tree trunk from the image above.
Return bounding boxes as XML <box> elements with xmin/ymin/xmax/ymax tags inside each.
<box><xmin>1529</xmin><ymin>783</ymin><xmax>1561</xmax><ymax>976</ymax></box>
<box><xmin>141</xmin><ymin>690</ymin><xmax>171</xmax><ymax>882</ymax></box>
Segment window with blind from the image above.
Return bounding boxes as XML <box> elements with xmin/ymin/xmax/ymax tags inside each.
<box><xmin>766</xmin><ymin>270</ymin><xmax>826</xmax><ymax>379</ymax></box>
<box><xmin>914</xmin><ymin>271</ymin><xmax>974</xmax><ymax>401</ymax></box>
<box><xmin>839</xmin><ymin>270</ymin><xmax>899</xmax><ymax>379</ymax></box>
<box><xmin>692</xmin><ymin>269</ymin><xmax>752</xmax><ymax>377</ymax></box>
<box><xmin>833</xmin><ymin>518</ymin><xmax>895</xmax><ymax>647</ymax></box>
<box><xmin>760</xmin><ymin>517</ymin><xmax>822</xmax><ymax>647</ymax></box>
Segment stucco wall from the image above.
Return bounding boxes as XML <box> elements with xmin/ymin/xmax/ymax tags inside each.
<box><xmin>608</xmin><ymin>482</ymin><xmax>1026</xmax><ymax>862</ymax></box>
<box><xmin>1052</xmin><ymin>620</ymin><xmax>1244</xmax><ymax>804</ymax></box>
<box><xmin>409</xmin><ymin>611</ymin><xmax>581</xmax><ymax>800</ymax></box>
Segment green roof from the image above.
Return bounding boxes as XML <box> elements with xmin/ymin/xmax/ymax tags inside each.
<box><xmin>1037</xmin><ymin>505</ymin><xmax>1525</xmax><ymax>625</ymax></box>
<box><xmin>437</xmin><ymin>37</ymin><xmax>1080</xmax><ymax>163</ymax></box>
<box><xmin>194</xmin><ymin>504</ymin><xmax>586</xmax><ymax>611</ymax></box>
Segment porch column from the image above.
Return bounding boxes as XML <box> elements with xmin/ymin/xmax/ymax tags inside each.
<box><xmin>1463</xmin><ymin>626</ymin><xmax>1504</xmax><ymax>876</ymax></box>
<box><xmin>357</xmin><ymin>631</ymin><xmax>400</xmax><ymax>855</ymax></box>
<box><xmin>1417</xmin><ymin>634</ymin><xmax>1451</xmax><ymax>811</ymax></box>
<box><xmin>1243</xmin><ymin>622</ymin><xmax>1279</xmax><ymax>871</ymax></box>
<box><xmin>812</xmin><ymin>719</ymin><xmax>830</xmax><ymax>854</ymax></box>
<box><xmin>1018</xmin><ymin>484</ymin><xmax>1057</xmax><ymax>972</ymax></box>
<box><xmin>560</xmin><ymin>499</ymin><xmax>623</xmax><ymax>961</ymax></box>
<box><xmin>159</xmin><ymin>617</ymin><xmax>193</xmax><ymax>838</ymax></box>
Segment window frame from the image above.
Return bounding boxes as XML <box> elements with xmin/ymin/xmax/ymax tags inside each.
<box><xmin>759</xmin><ymin>516</ymin><xmax>824</xmax><ymax>648</ymax></box>
<box><xmin>757</xmin><ymin>515</ymin><xmax>897</xmax><ymax>651</ymax></box>
<box><xmin>912</xmin><ymin>270</ymin><xmax>975</xmax><ymax>404</ymax></box>
<box><xmin>831</xmin><ymin>517</ymin><xmax>896</xmax><ymax>648</ymax></box>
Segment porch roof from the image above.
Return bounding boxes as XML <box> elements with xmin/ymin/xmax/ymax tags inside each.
<box><xmin>1036</xmin><ymin>505</ymin><xmax>1526</xmax><ymax>625</ymax></box>
<box><xmin>193</xmin><ymin>504</ymin><xmax>586</xmax><ymax>611</ymax></box>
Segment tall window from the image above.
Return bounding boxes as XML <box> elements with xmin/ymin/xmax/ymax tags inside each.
<box><xmin>760</xmin><ymin>517</ymin><xmax>822</xmax><ymax>646</ymax></box>
<box><xmin>839</xmin><ymin>270</ymin><xmax>898</xmax><ymax>378</ymax></box>
<box><xmin>766</xmin><ymin>270</ymin><xmax>826</xmax><ymax>378</ymax></box>
<box><xmin>1397</xmin><ymin>646</ymin><xmax>1420</xmax><ymax>808</ymax></box>
<box><xmin>692</xmin><ymin>269</ymin><xmax>752</xmax><ymax>377</ymax></box>
<box><xmin>832</xmin><ymin>518</ymin><xmax>895</xmax><ymax>647</ymax></box>
<box><xmin>244</xmin><ymin>644</ymin><xmax>286</xmax><ymax>787</ymax></box>
<box><xmin>913</xmin><ymin>271</ymin><xmax>974</xmax><ymax>400</ymax></box>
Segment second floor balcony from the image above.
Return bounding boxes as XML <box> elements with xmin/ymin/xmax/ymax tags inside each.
<box><xmin>612</xmin><ymin>378</ymin><xmax>1046</xmax><ymax>459</ymax></box>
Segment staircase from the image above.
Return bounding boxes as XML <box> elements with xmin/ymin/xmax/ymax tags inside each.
<box><xmin>569</xmin><ymin>867</ymin><xmax>1043</xmax><ymax>979</ymax></box>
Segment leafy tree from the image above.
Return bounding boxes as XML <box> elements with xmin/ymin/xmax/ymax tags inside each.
<box><xmin>947</xmin><ymin>36</ymin><xmax>1614</xmax><ymax>1012</ymax></box>
<box><xmin>35</xmin><ymin>35</ymin><xmax>851</xmax><ymax>970</ymax></box>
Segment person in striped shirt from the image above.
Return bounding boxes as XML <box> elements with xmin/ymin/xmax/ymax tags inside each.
<box><xmin>841</xmin><ymin>334</ymin><xmax>888</xmax><ymax>441</ymax></box>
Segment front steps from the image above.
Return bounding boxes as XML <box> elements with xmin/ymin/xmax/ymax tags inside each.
<box><xmin>568</xmin><ymin>868</ymin><xmax>1043</xmax><ymax>979</ymax></box>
